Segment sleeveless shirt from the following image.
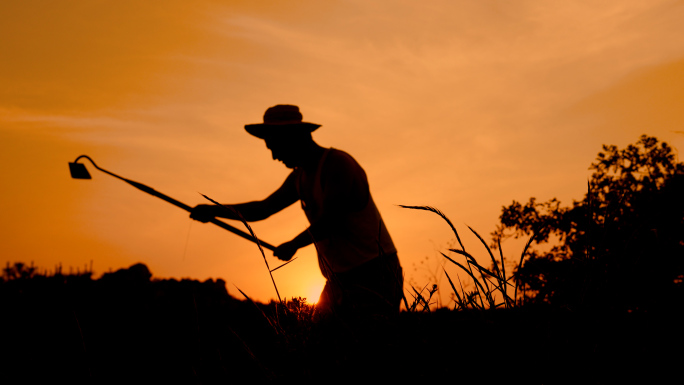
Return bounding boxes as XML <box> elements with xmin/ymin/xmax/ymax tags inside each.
<box><xmin>294</xmin><ymin>148</ymin><xmax>397</xmax><ymax>276</ymax></box>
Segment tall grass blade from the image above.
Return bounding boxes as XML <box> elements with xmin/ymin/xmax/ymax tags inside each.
<box><xmin>411</xmin><ymin>284</ymin><xmax>427</xmax><ymax>309</ymax></box>
<box><xmin>448</xmin><ymin>249</ymin><xmax>499</xmax><ymax>282</ymax></box>
<box><xmin>399</xmin><ymin>205</ymin><xmax>466</xmax><ymax>252</ymax></box>
<box><xmin>234</xmin><ymin>285</ymin><xmax>281</xmax><ymax>335</ymax></box>
<box><xmin>270</xmin><ymin>257</ymin><xmax>298</xmax><ymax>273</ymax></box>
<box><xmin>497</xmin><ymin>238</ymin><xmax>513</xmax><ymax>308</ymax></box>
<box><xmin>443</xmin><ymin>267</ymin><xmax>463</xmax><ymax>310</ymax></box>
<box><xmin>467</xmin><ymin>225</ymin><xmax>502</xmax><ymax>280</ymax></box>
<box><xmin>455</xmin><ymin>274</ymin><xmax>473</xmax><ymax>309</ymax></box>
<box><xmin>410</xmin><ymin>283</ymin><xmax>435</xmax><ymax>312</ymax></box>
<box><xmin>406</xmin><ymin>287</ymin><xmax>419</xmax><ymax>312</ymax></box>
<box><xmin>440</xmin><ymin>252</ymin><xmax>486</xmax><ymax>308</ymax></box>
<box><xmin>202</xmin><ymin>193</ymin><xmax>283</xmax><ymax>303</ymax></box>
<box><xmin>456</xmin><ymin>226</ymin><xmax>500</xmax><ymax>293</ymax></box>
<box><xmin>514</xmin><ymin>231</ymin><xmax>539</xmax><ymax>305</ymax></box>
<box><xmin>447</xmin><ymin>248</ymin><xmax>496</xmax><ymax>292</ymax></box>
<box><xmin>468</xmin><ymin>225</ymin><xmax>510</xmax><ymax>307</ymax></box>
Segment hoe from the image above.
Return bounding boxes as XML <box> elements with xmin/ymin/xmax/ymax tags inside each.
<box><xmin>68</xmin><ymin>155</ymin><xmax>276</xmax><ymax>251</ymax></box>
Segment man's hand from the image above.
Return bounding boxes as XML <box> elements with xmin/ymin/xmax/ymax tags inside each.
<box><xmin>274</xmin><ymin>240</ymin><xmax>299</xmax><ymax>261</ymax></box>
<box><xmin>190</xmin><ymin>204</ymin><xmax>216</xmax><ymax>223</ymax></box>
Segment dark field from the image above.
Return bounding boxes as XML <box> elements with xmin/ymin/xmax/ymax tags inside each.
<box><xmin>2</xmin><ymin>264</ymin><xmax>681</xmax><ymax>384</ymax></box>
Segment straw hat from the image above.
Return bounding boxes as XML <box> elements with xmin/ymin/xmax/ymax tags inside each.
<box><xmin>245</xmin><ymin>105</ymin><xmax>321</xmax><ymax>139</ymax></box>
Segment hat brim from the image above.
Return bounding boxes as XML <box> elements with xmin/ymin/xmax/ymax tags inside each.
<box><xmin>244</xmin><ymin>122</ymin><xmax>322</xmax><ymax>139</ymax></box>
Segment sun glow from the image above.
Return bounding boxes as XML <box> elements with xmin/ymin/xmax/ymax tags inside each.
<box><xmin>306</xmin><ymin>282</ymin><xmax>324</xmax><ymax>305</ymax></box>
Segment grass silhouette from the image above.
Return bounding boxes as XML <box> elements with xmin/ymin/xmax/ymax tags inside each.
<box><xmin>400</xmin><ymin>205</ymin><xmax>537</xmax><ymax>310</ymax></box>
<box><xmin>2</xmin><ymin>261</ymin><xmax>681</xmax><ymax>383</ymax></box>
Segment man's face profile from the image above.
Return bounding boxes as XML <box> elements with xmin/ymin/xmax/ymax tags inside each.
<box><xmin>265</xmin><ymin>137</ymin><xmax>300</xmax><ymax>169</ymax></box>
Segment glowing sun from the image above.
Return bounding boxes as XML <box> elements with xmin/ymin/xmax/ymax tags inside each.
<box><xmin>306</xmin><ymin>282</ymin><xmax>324</xmax><ymax>304</ymax></box>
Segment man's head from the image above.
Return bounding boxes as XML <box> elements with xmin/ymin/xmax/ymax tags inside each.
<box><xmin>264</xmin><ymin>133</ymin><xmax>313</xmax><ymax>168</ymax></box>
<box><xmin>245</xmin><ymin>105</ymin><xmax>321</xmax><ymax>169</ymax></box>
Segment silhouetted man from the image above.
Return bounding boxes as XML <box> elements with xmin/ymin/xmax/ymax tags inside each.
<box><xmin>190</xmin><ymin>105</ymin><xmax>403</xmax><ymax>317</ymax></box>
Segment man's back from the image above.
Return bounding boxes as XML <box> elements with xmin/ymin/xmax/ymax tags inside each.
<box><xmin>294</xmin><ymin>148</ymin><xmax>397</xmax><ymax>274</ymax></box>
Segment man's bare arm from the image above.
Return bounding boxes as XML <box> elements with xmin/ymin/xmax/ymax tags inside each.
<box><xmin>190</xmin><ymin>171</ymin><xmax>299</xmax><ymax>222</ymax></box>
<box><xmin>274</xmin><ymin>219</ymin><xmax>337</xmax><ymax>261</ymax></box>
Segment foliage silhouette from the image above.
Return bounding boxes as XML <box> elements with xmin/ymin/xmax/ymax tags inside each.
<box><xmin>3</xmin><ymin>261</ymin><xmax>683</xmax><ymax>382</ymax></box>
<box><xmin>492</xmin><ymin>135</ymin><xmax>684</xmax><ymax>311</ymax></box>
<box><xmin>2</xmin><ymin>262</ymin><xmax>38</xmax><ymax>280</ymax></box>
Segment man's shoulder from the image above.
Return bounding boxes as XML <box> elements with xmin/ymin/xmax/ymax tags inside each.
<box><xmin>326</xmin><ymin>148</ymin><xmax>362</xmax><ymax>169</ymax></box>
<box><xmin>322</xmin><ymin>148</ymin><xmax>367</xmax><ymax>181</ymax></box>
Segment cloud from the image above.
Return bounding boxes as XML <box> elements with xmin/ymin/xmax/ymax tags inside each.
<box><xmin>0</xmin><ymin>1</ymin><xmax>215</xmax><ymax>113</ymax></box>
<box><xmin>568</xmin><ymin>57</ymin><xmax>684</xmax><ymax>141</ymax></box>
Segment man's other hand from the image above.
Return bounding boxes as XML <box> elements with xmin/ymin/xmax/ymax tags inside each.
<box><xmin>190</xmin><ymin>204</ymin><xmax>216</xmax><ymax>223</ymax></box>
<box><xmin>274</xmin><ymin>241</ymin><xmax>298</xmax><ymax>261</ymax></box>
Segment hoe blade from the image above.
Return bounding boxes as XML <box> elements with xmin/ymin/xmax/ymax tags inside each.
<box><xmin>69</xmin><ymin>162</ymin><xmax>92</xmax><ymax>179</ymax></box>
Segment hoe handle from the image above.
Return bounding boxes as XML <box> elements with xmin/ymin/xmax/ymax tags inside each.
<box><xmin>125</xmin><ymin>179</ymin><xmax>276</xmax><ymax>251</ymax></box>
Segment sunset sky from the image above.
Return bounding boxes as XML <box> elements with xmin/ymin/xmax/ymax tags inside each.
<box><xmin>2</xmin><ymin>0</ymin><xmax>684</xmax><ymax>304</ymax></box>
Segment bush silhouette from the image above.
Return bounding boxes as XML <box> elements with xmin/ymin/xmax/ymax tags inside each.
<box><xmin>493</xmin><ymin>135</ymin><xmax>684</xmax><ymax>311</ymax></box>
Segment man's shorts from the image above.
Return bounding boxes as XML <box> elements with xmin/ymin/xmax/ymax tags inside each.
<box><xmin>316</xmin><ymin>253</ymin><xmax>403</xmax><ymax>317</ymax></box>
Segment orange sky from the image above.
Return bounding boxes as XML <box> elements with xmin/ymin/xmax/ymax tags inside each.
<box><xmin>2</xmin><ymin>0</ymin><xmax>684</xmax><ymax>305</ymax></box>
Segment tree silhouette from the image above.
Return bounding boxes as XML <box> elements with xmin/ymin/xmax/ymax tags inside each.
<box><xmin>493</xmin><ymin>135</ymin><xmax>684</xmax><ymax>311</ymax></box>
